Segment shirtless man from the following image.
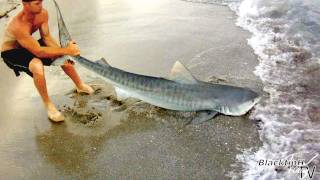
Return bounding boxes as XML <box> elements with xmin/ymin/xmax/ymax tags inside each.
<box><xmin>0</xmin><ymin>0</ymin><xmax>94</xmax><ymax>122</ymax></box>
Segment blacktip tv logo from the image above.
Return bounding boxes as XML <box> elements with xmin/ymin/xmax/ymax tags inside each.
<box><xmin>296</xmin><ymin>153</ymin><xmax>318</xmax><ymax>179</ymax></box>
<box><xmin>258</xmin><ymin>153</ymin><xmax>319</xmax><ymax>179</ymax></box>
<box><xmin>299</xmin><ymin>165</ymin><xmax>317</xmax><ymax>179</ymax></box>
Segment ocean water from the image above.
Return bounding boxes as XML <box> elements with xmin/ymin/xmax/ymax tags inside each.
<box><xmin>184</xmin><ymin>0</ymin><xmax>320</xmax><ymax>179</ymax></box>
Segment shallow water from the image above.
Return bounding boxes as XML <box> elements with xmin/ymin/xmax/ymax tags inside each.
<box><xmin>186</xmin><ymin>0</ymin><xmax>320</xmax><ymax>179</ymax></box>
<box><xmin>0</xmin><ymin>0</ymin><xmax>262</xmax><ymax>179</ymax></box>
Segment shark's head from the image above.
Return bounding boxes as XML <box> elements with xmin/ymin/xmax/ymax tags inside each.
<box><xmin>209</xmin><ymin>86</ymin><xmax>260</xmax><ymax>116</ymax></box>
<box><xmin>232</xmin><ymin>89</ymin><xmax>260</xmax><ymax>115</ymax></box>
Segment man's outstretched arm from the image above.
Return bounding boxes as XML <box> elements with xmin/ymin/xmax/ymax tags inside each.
<box><xmin>14</xmin><ymin>27</ymin><xmax>79</xmax><ymax>58</ymax></box>
<box><xmin>40</xmin><ymin>10</ymin><xmax>60</xmax><ymax>48</ymax></box>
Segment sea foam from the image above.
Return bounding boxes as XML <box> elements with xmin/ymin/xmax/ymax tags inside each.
<box><xmin>183</xmin><ymin>0</ymin><xmax>320</xmax><ymax>179</ymax></box>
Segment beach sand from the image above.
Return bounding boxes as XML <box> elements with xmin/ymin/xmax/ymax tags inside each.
<box><xmin>0</xmin><ymin>0</ymin><xmax>262</xmax><ymax>179</ymax></box>
<box><xmin>0</xmin><ymin>0</ymin><xmax>19</xmax><ymax>18</ymax></box>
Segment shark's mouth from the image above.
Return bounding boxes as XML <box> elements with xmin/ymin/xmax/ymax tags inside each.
<box><xmin>222</xmin><ymin>96</ymin><xmax>261</xmax><ymax>116</ymax></box>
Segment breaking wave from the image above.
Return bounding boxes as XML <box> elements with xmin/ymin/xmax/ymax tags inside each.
<box><xmin>183</xmin><ymin>0</ymin><xmax>320</xmax><ymax>179</ymax></box>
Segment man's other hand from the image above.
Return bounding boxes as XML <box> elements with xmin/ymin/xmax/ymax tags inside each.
<box><xmin>66</xmin><ymin>41</ymin><xmax>80</xmax><ymax>56</ymax></box>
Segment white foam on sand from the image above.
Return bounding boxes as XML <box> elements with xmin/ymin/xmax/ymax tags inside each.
<box><xmin>183</xmin><ymin>0</ymin><xmax>320</xmax><ymax>179</ymax></box>
<box><xmin>231</xmin><ymin>0</ymin><xmax>320</xmax><ymax>179</ymax></box>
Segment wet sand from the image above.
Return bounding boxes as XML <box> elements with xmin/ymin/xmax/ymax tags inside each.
<box><xmin>0</xmin><ymin>0</ymin><xmax>262</xmax><ymax>179</ymax></box>
<box><xmin>0</xmin><ymin>0</ymin><xmax>19</xmax><ymax>18</ymax></box>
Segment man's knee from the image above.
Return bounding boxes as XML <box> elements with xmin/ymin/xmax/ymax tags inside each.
<box><xmin>29</xmin><ymin>58</ymin><xmax>44</xmax><ymax>75</ymax></box>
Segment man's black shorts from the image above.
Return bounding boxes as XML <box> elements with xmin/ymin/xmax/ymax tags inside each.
<box><xmin>1</xmin><ymin>39</ymin><xmax>53</xmax><ymax>77</ymax></box>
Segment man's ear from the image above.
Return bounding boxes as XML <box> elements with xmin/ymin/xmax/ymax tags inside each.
<box><xmin>22</xmin><ymin>2</ymin><xmax>29</xmax><ymax>7</ymax></box>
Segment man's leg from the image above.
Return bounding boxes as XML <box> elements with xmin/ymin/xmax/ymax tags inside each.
<box><xmin>61</xmin><ymin>61</ymin><xmax>94</xmax><ymax>94</ymax></box>
<box><xmin>29</xmin><ymin>58</ymin><xmax>64</xmax><ymax>122</ymax></box>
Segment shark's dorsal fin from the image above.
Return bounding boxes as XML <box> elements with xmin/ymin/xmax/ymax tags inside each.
<box><xmin>96</xmin><ymin>57</ymin><xmax>110</xmax><ymax>67</ymax></box>
<box><xmin>167</xmin><ymin>61</ymin><xmax>198</xmax><ymax>84</ymax></box>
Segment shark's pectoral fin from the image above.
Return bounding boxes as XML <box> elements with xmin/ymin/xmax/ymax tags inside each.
<box><xmin>166</xmin><ymin>61</ymin><xmax>199</xmax><ymax>84</ymax></box>
<box><xmin>95</xmin><ymin>58</ymin><xmax>110</xmax><ymax>67</ymax></box>
<box><xmin>190</xmin><ymin>111</ymin><xmax>218</xmax><ymax>124</ymax></box>
<box><xmin>114</xmin><ymin>87</ymin><xmax>131</xmax><ymax>101</ymax></box>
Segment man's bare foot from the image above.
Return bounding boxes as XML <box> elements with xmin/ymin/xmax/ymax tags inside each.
<box><xmin>76</xmin><ymin>83</ymin><xmax>94</xmax><ymax>95</ymax></box>
<box><xmin>47</xmin><ymin>103</ymin><xmax>65</xmax><ymax>122</ymax></box>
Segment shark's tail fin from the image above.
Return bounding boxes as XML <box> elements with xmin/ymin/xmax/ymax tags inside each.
<box><xmin>52</xmin><ymin>0</ymin><xmax>72</xmax><ymax>47</ymax></box>
<box><xmin>51</xmin><ymin>0</ymin><xmax>75</xmax><ymax>66</ymax></box>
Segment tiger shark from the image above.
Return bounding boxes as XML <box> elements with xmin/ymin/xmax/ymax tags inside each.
<box><xmin>52</xmin><ymin>0</ymin><xmax>260</xmax><ymax>124</ymax></box>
